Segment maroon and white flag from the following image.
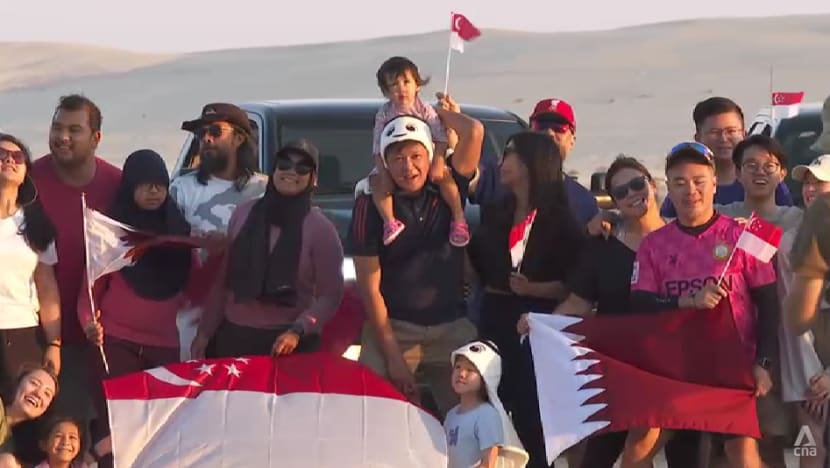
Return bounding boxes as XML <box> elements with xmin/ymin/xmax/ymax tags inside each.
<box><xmin>104</xmin><ymin>353</ymin><xmax>447</xmax><ymax>467</ymax></box>
<box><xmin>528</xmin><ymin>303</ymin><xmax>760</xmax><ymax>464</ymax></box>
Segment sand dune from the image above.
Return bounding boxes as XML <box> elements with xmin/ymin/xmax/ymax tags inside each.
<box><xmin>0</xmin><ymin>15</ymin><xmax>828</xmax><ymax>176</ymax></box>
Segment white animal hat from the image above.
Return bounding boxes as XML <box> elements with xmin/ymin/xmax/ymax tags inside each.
<box><xmin>451</xmin><ymin>341</ymin><xmax>529</xmax><ymax>468</ymax></box>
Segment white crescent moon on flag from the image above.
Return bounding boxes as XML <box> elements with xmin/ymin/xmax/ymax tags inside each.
<box><xmin>145</xmin><ymin>367</ymin><xmax>203</xmax><ymax>387</ymax></box>
<box><xmin>774</xmin><ymin>94</ymin><xmax>782</xmax><ymax>104</ymax></box>
<box><xmin>454</xmin><ymin>15</ymin><xmax>462</xmax><ymax>30</ymax></box>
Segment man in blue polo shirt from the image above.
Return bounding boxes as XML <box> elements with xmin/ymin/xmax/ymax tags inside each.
<box><xmin>470</xmin><ymin>97</ymin><xmax>599</xmax><ymax>226</ymax></box>
<box><xmin>347</xmin><ymin>96</ymin><xmax>483</xmax><ymax>417</ymax></box>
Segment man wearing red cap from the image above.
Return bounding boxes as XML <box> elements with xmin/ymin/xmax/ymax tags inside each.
<box><xmin>470</xmin><ymin>98</ymin><xmax>599</xmax><ymax>227</ymax></box>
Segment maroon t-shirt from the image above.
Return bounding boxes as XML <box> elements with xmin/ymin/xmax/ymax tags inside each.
<box><xmin>32</xmin><ymin>155</ymin><xmax>121</xmax><ymax>345</ymax></box>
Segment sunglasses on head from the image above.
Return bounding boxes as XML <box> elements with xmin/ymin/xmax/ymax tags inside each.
<box><xmin>195</xmin><ymin>124</ymin><xmax>232</xmax><ymax>139</ymax></box>
<box><xmin>531</xmin><ymin>119</ymin><xmax>572</xmax><ymax>134</ymax></box>
<box><xmin>667</xmin><ymin>142</ymin><xmax>714</xmax><ymax>161</ymax></box>
<box><xmin>610</xmin><ymin>175</ymin><xmax>649</xmax><ymax>200</ymax></box>
<box><xmin>0</xmin><ymin>148</ymin><xmax>25</xmax><ymax>165</ymax></box>
<box><xmin>274</xmin><ymin>157</ymin><xmax>314</xmax><ymax>175</ymax></box>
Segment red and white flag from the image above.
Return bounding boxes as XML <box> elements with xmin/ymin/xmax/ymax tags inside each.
<box><xmin>528</xmin><ymin>303</ymin><xmax>759</xmax><ymax>464</ymax></box>
<box><xmin>104</xmin><ymin>353</ymin><xmax>448</xmax><ymax>467</ymax></box>
<box><xmin>509</xmin><ymin>208</ymin><xmax>537</xmax><ymax>270</ymax></box>
<box><xmin>771</xmin><ymin>91</ymin><xmax>804</xmax><ymax>120</ymax></box>
<box><xmin>82</xmin><ymin>198</ymin><xmax>147</xmax><ymax>283</ymax></box>
<box><xmin>735</xmin><ymin>214</ymin><xmax>782</xmax><ymax>263</ymax></box>
<box><xmin>450</xmin><ymin>12</ymin><xmax>481</xmax><ymax>52</ymax></box>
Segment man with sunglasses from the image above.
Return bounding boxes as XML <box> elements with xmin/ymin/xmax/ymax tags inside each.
<box><xmin>470</xmin><ymin>98</ymin><xmax>599</xmax><ymax>227</ymax></box>
<box><xmin>628</xmin><ymin>141</ymin><xmax>780</xmax><ymax>467</ymax></box>
<box><xmin>171</xmin><ymin>103</ymin><xmax>268</xmax><ymax>359</ymax></box>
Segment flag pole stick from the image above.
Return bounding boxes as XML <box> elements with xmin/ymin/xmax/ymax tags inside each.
<box><xmin>81</xmin><ymin>193</ymin><xmax>110</xmax><ymax>374</ymax></box>
<box><xmin>443</xmin><ymin>31</ymin><xmax>453</xmax><ymax>96</ymax></box>
<box><xmin>716</xmin><ymin>213</ymin><xmax>752</xmax><ymax>287</ymax></box>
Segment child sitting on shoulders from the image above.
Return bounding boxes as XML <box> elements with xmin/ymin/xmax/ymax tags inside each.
<box><xmin>370</xmin><ymin>56</ymin><xmax>469</xmax><ymax>247</ymax></box>
<box><xmin>446</xmin><ymin>341</ymin><xmax>528</xmax><ymax>468</ymax></box>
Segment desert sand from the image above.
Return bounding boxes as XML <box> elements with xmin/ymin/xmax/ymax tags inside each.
<box><xmin>0</xmin><ymin>14</ymin><xmax>827</xmax><ymax>179</ymax></box>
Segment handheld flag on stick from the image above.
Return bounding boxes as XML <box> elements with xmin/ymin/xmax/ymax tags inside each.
<box><xmin>717</xmin><ymin>213</ymin><xmax>782</xmax><ymax>287</ymax></box>
<box><xmin>444</xmin><ymin>12</ymin><xmax>481</xmax><ymax>94</ymax></box>
<box><xmin>81</xmin><ymin>195</ymin><xmax>212</xmax><ymax>373</ymax></box>
<box><xmin>771</xmin><ymin>91</ymin><xmax>804</xmax><ymax>122</ymax></box>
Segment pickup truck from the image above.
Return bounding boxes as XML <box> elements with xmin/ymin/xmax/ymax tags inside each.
<box><xmin>170</xmin><ymin>98</ymin><xmax>530</xmax><ymax>353</ymax></box>
<box><xmin>749</xmin><ymin>101</ymin><xmax>825</xmax><ymax>206</ymax></box>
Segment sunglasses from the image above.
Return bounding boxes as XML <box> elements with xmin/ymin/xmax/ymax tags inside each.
<box><xmin>667</xmin><ymin>142</ymin><xmax>714</xmax><ymax>161</ymax></box>
<box><xmin>531</xmin><ymin>120</ymin><xmax>572</xmax><ymax>134</ymax></box>
<box><xmin>274</xmin><ymin>157</ymin><xmax>314</xmax><ymax>175</ymax></box>
<box><xmin>610</xmin><ymin>175</ymin><xmax>649</xmax><ymax>200</ymax></box>
<box><xmin>195</xmin><ymin>124</ymin><xmax>233</xmax><ymax>139</ymax></box>
<box><xmin>0</xmin><ymin>148</ymin><xmax>25</xmax><ymax>165</ymax></box>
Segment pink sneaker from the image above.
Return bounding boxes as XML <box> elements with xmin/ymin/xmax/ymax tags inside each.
<box><xmin>383</xmin><ymin>220</ymin><xmax>405</xmax><ymax>245</ymax></box>
<box><xmin>449</xmin><ymin>221</ymin><xmax>470</xmax><ymax>247</ymax></box>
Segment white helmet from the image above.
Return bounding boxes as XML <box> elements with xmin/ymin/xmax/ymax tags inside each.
<box><xmin>379</xmin><ymin>115</ymin><xmax>434</xmax><ymax>167</ymax></box>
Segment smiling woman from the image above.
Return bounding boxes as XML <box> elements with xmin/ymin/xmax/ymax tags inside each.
<box><xmin>0</xmin><ymin>364</ymin><xmax>59</xmax><ymax>466</ymax></box>
<box><xmin>191</xmin><ymin>139</ymin><xmax>345</xmax><ymax>361</ymax></box>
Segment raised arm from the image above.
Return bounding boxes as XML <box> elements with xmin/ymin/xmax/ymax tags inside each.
<box><xmin>435</xmin><ymin>93</ymin><xmax>484</xmax><ymax>178</ymax></box>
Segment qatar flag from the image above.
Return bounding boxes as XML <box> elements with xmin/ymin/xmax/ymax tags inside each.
<box><xmin>104</xmin><ymin>353</ymin><xmax>447</xmax><ymax>467</ymax></box>
<box><xmin>528</xmin><ymin>302</ymin><xmax>759</xmax><ymax>465</ymax></box>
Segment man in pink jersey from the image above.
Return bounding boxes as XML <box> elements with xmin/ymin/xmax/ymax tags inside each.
<box><xmin>625</xmin><ymin>142</ymin><xmax>779</xmax><ymax>468</ymax></box>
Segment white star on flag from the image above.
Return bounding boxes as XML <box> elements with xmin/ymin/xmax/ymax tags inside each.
<box><xmin>197</xmin><ymin>363</ymin><xmax>215</xmax><ymax>375</ymax></box>
<box><xmin>234</xmin><ymin>357</ymin><xmax>250</xmax><ymax>364</ymax></box>
<box><xmin>225</xmin><ymin>363</ymin><xmax>242</xmax><ymax>377</ymax></box>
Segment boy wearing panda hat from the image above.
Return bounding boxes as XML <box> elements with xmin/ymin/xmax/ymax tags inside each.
<box><xmin>446</xmin><ymin>341</ymin><xmax>529</xmax><ymax>468</ymax></box>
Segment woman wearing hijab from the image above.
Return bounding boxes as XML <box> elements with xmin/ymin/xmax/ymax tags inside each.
<box><xmin>467</xmin><ymin>131</ymin><xmax>585</xmax><ymax>468</ymax></box>
<box><xmin>78</xmin><ymin>149</ymin><xmax>192</xmax><ymax>467</ymax></box>
<box><xmin>191</xmin><ymin>140</ymin><xmax>344</xmax><ymax>359</ymax></box>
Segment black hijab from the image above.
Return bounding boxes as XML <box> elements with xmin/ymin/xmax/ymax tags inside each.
<box><xmin>227</xmin><ymin>140</ymin><xmax>318</xmax><ymax>306</ymax></box>
<box><xmin>109</xmin><ymin>149</ymin><xmax>192</xmax><ymax>300</ymax></box>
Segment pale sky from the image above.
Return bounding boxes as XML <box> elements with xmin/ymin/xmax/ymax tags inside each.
<box><xmin>2</xmin><ymin>0</ymin><xmax>829</xmax><ymax>53</ymax></box>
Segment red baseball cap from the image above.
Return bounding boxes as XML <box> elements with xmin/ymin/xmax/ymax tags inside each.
<box><xmin>530</xmin><ymin>98</ymin><xmax>576</xmax><ymax>132</ymax></box>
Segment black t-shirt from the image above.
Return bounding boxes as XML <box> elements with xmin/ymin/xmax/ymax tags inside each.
<box><xmin>567</xmin><ymin>235</ymin><xmax>637</xmax><ymax>316</ymax></box>
<box><xmin>346</xmin><ymin>169</ymin><xmax>472</xmax><ymax>326</ymax></box>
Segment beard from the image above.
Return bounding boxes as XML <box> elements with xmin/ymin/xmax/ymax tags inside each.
<box><xmin>199</xmin><ymin>151</ymin><xmax>229</xmax><ymax>174</ymax></box>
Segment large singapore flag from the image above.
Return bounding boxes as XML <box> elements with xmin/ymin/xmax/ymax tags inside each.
<box><xmin>104</xmin><ymin>353</ymin><xmax>447</xmax><ymax>467</ymax></box>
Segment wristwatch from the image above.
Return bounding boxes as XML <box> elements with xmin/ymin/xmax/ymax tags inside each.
<box><xmin>756</xmin><ymin>357</ymin><xmax>773</xmax><ymax>370</ymax></box>
<box><xmin>289</xmin><ymin>323</ymin><xmax>305</xmax><ymax>338</ymax></box>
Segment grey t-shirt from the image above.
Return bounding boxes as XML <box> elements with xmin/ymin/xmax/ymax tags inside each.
<box><xmin>716</xmin><ymin>201</ymin><xmax>803</xmax><ymax>231</ymax></box>
<box><xmin>444</xmin><ymin>403</ymin><xmax>503</xmax><ymax>468</ymax></box>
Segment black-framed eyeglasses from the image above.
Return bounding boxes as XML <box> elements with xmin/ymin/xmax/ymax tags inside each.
<box><xmin>609</xmin><ymin>175</ymin><xmax>649</xmax><ymax>200</ymax></box>
<box><xmin>741</xmin><ymin>160</ymin><xmax>781</xmax><ymax>174</ymax></box>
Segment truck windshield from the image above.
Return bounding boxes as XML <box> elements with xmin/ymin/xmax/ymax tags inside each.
<box><xmin>277</xmin><ymin>116</ymin><xmax>525</xmax><ymax>195</ymax></box>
